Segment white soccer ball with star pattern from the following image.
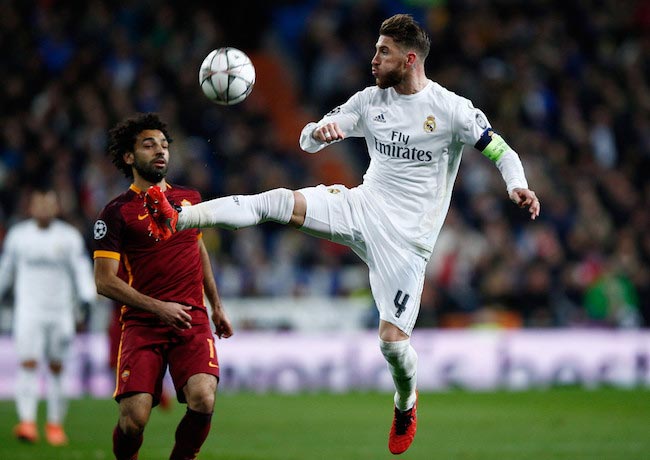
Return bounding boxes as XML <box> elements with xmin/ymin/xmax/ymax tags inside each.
<box><xmin>199</xmin><ymin>47</ymin><xmax>256</xmax><ymax>106</ymax></box>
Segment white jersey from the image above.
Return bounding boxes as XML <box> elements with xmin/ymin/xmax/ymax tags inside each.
<box><xmin>300</xmin><ymin>80</ymin><xmax>527</xmax><ymax>255</ymax></box>
<box><xmin>0</xmin><ymin>219</ymin><xmax>95</xmax><ymax>318</ymax></box>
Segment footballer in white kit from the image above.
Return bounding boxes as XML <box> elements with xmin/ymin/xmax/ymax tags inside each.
<box><xmin>0</xmin><ymin>218</ymin><xmax>95</xmax><ymax>359</ymax></box>
<box><xmin>298</xmin><ymin>80</ymin><xmax>529</xmax><ymax>333</ymax></box>
<box><xmin>0</xmin><ymin>189</ymin><xmax>95</xmax><ymax>444</ymax></box>
<box><xmin>144</xmin><ymin>13</ymin><xmax>539</xmax><ymax>456</ymax></box>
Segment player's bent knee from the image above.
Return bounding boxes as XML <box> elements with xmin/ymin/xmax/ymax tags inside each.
<box><xmin>120</xmin><ymin>416</ymin><xmax>146</xmax><ymax>436</ymax></box>
<box><xmin>183</xmin><ymin>374</ymin><xmax>217</xmax><ymax>413</ymax></box>
<box><xmin>119</xmin><ymin>406</ymin><xmax>151</xmax><ymax>435</ymax></box>
<box><xmin>20</xmin><ymin>360</ymin><xmax>38</xmax><ymax>369</ymax></box>
<box><xmin>378</xmin><ymin>320</ymin><xmax>410</xmax><ymax>342</ymax></box>
<box><xmin>188</xmin><ymin>393</ymin><xmax>215</xmax><ymax>414</ymax></box>
<box><xmin>49</xmin><ymin>361</ymin><xmax>63</xmax><ymax>374</ymax></box>
<box><xmin>185</xmin><ymin>385</ymin><xmax>216</xmax><ymax>413</ymax></box>
<box><xmin>290</xmin><ymin>191</ymin><xmax>307</xmax><ymax>227</ymax></box>
<box><xmin>118</xmin><ymin>393</ymin><xmax>152</xmax><ymax>435</ymax></box>
<box><xmin>118</xmin><ymin>405</ymin><xmax>150</xmax><ymax>435</ymax></box>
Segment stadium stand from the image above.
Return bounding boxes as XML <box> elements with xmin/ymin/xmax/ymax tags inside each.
<box><xmin>1</xmin><ymin>0</ymin><xmax>649</xmax><ymax>331</ymax></box>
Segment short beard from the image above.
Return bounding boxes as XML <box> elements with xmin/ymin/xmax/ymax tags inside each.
<box><xmin>376</xmin><ymin>68</ymin><xmax>404</xmax><ymax>89</ymax></box>
<box><xmin>133</xmin><ymin>158</ymin><xmax>167</xmax><ymax>183</ymax></box>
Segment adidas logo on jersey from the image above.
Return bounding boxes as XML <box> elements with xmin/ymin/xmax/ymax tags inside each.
<box><xmin>373</xmin><ymin>113</ymin><xmax>386</xmax><ymax>123</ymax></box>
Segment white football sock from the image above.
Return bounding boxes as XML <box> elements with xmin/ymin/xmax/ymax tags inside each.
<box><xmin>16</xmin><ymin>367</ymin><xmax>39</xmax><ymax>422</ymax></box>
<box><xmin>46</xmin><ymin>371</ymin><xmax>67</xmax><ymax>424</ymax></box>
<box><xmin>379</xmin><ymin>338</ymin><xmax>418</xmax><ymax>412</ymax></box>
<box><xmin>177</xmin><ymin>188</ymin><xmax>294</xmax><ymax>231</ymax></box>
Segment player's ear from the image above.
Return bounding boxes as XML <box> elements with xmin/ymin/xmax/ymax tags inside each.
<box><xmin>123</xmin><ymin>151</ymin><xmax>134</xmax><ymax>165</ymax></box>
<box><xmin>405</xmin><ymin>51</ymin><xmax>417</xmax><ymax>67</ymax></box>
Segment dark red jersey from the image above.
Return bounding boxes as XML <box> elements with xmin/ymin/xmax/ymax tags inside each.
<box><xmin>93</xmin><ymin>184</ymin><xmax>206</xmax><ymax>324</ymax></box>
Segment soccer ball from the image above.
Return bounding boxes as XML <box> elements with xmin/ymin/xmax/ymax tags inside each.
<box><xmin>199</xmin><ymin>47</ymin><xmax>256</xmax><ymax>106</ymax></box>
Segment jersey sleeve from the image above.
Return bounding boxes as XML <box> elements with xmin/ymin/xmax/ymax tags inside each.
<box><xmin>93</xmin><ymin>202</ymin><xmax>124</xmax><ymax>261</ymax></box>
<box><xmin>453</xmin><ymin>98</ymin><xmax>492</xmax><ymax>147</ymax></box>
<box><xmin>300</xmin><ymin>90</ymin><xmax>366</xmax><ymax>153</ymax></box>
<box><xmin>68</xmin><ymin>229</ymin><xmax>96</xmax><ymax>303</ymax></box>
<box><xmin>454</xmin><ymin>98</ymin><xmax>529</xmax><ymax>193</ymax></box>
<box><xmin>0</xmin><ymin>227</ymin><xmax>17</xmax><ymax>299</ymax></box>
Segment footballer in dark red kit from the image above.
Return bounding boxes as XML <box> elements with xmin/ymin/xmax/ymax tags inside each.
<box><xmin>93</xmin><ymin>113</ymin><xmax>232</xmax><ymax>460</ymax></box>
<box><xmin>95</xmin><ymin>184</ymin><xmax>217</xmax><ymax>398</ymax></box>
<box><xmin>95</xmin><ymin>185</ymin><xmax>205</xmax><ymax>322</ymax></box>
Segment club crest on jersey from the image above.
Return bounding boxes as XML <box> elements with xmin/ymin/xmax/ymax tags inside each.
<box><xmin>423</xmin><ymin>115</ymin><xmax>436</xmax><ymax>133</ymax></box>
<box><xmin>475</xmin><ymin>112</ymin><xmax>488</xmax><ymax>129</ymax></box>
<box><xmin>121</xmin><ymin>369</ymin><xmax>130</xmax><ymax>382</ymax></box>
<box><xmin>93</xmin><ymin>220</ymin><xmax>107</xmax><ymax>240</ymax></box>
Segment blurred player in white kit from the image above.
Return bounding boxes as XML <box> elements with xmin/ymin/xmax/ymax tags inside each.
<box><xmin>0</xmin><ymin>187</ymin><xmax>96</xmax><ymax>445</ymax></box>
<box><xmin>146</xmin><ymin>13</ymin><xmax>540</xmax><ymax>454</ymax></box>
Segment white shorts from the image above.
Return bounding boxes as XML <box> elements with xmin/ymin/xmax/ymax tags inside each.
<box><xmin>13</xmin><ymin>308</ymin><xmax>74</xmax><ymax>363</ymax></box>
<box><xmin>298</xmin><ymin>184</ymin><xmax>428</xmax><ymax>335</ymax></box>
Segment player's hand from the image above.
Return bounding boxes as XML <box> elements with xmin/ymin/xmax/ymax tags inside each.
<box><xmin>211</xmin><ymin>306</ymin><xmax>233</xmax><ymax>339</ymax></box>
<box><xmin>509</xmin><ymin>188</ymin><xmax>540</xmax><ymax>220</ymax></box>
<box><xmin>313</xmin><ymin>122</ymin><xmax>345</xmax><ymax>143</ymax></box>
<box><xmin>158</xmin><ymin>301</ymin><xmax>193</xmax><ymax>330</ymax></box>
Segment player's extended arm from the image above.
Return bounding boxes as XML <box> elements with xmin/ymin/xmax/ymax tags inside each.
<box><xmin>198</xmin><ymin>238</ymin><xmax>232</xmax><ymax>339</ymax></box>
<box><xmin>0</xmin><ymin>240</ymin><xmax>14</xmax><ymax>299</ymax></box>
<box><xmin>300</xmin><ymin>121</ymin><xmax>347</xmax><ymax>153</ymax></box>
<box><xmin>310</xmin><ymin>122</ymin><xmax>346</xmax><ymax>144</ymax></box>
<box><xmin>94</xmin><ymin>257</ymin><xmax>193</xmax><ymax>330</ymax></box>
<box><xmin>70</xmin><ymin>234</ymin><xmax>97</xmax><ymax>305</ymax></box>
<box><xmin>299</xmin><ymin>95</ymin><xmax>363</xmax><ymax>153</ymax></box>
<box><xmin>0</xmin><ymin>230</ymin><xmax>16</xmax><ymax>299</ymax></box>
<box><xmin>475</xmin><ymin>129</ymin><xmax>540</xmax><ymax>220</ymax></box>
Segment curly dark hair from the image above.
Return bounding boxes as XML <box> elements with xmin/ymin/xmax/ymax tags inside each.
<box><xmin>379</xmin><ymin>14</ymin><xmax>431</xmax><ymax>62</ymax></box>
<box><xmin>107</xmin><ymin>113</ymin><xmax>173</xmax><ymax>178</ymax></box>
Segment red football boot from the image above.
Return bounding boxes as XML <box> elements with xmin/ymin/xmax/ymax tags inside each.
<box><xmin>388</xmin><ymin>393</ymin><xmax>418</xmax><ymax>455</ymax></box>
<box><xmin>14</xmin><ymin>421</ymin><xmax>38</xmax><ymax>443</ymax></box>
<box><xmin>45</xmin><ymin>423</ymin><xmax>68</xmax><ymax>446</ymax></box>
<box><xmin>145</xmin><ymin>185</ymin><xmax>179</xmax><ymax>241</ymax></box>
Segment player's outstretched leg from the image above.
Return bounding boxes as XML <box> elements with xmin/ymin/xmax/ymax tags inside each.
<box><xmin>145</xmin><ymin>186</ymin><xmax>295</xmax><ymax>240</ymax></box>
<box><xmin>388</xmin><ymin>391</ymin><xmax>418</xmax><ymax>454</ymax></box>
<box><xmin>144</xmin><ymin>186</ymin><xmax>179</xmax><ymax>241</ymax></box>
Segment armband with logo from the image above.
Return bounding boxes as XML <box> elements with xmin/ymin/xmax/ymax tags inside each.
<box><xmin>474</xmin><ymin>129</ymin><xmax>510</xmax><ymax>162</ymax></box>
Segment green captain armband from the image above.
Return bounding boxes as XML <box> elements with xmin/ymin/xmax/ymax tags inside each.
<box><xmin>474</xmin><ymin>129</ymin><xmax>510</xmax><ymax>162</ymax></box>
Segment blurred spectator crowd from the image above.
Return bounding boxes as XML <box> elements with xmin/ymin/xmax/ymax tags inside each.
<box><xmin>1</xmin><ymin>0</ymin><xmax>649</xmax><ymax>329</ymax></box>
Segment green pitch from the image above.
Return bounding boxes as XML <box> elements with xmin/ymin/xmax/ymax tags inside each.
<box><xmin>0</xmin><ymin>389</ymin><xmax>647</xmax><ymax>459</ymax></box>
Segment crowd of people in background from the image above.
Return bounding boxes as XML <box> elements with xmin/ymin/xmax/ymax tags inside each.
<box><xmin>1</xmin><ymin>0</ymin><xmax>649</xmax><ymax>329</ymax></box>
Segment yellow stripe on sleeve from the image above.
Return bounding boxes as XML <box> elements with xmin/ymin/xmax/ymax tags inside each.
<box><xmin>93</xmin><ymin>250</ymin><xmax>121</xmax><ymax>261</ymax></box>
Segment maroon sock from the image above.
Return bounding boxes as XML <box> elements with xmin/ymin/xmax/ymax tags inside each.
<box><xmin>169</xmin><ymin>408</ymin><xmax>213</xmax><ymax>460</ymax></box>
<box><xmin>113</xmin><ymin>424</ymin><xmax>143</xmax><ymax>460</ymax></box>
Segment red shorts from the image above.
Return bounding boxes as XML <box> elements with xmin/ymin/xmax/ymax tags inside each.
<box><xmin>113</xmin><ymin>321</ymin><xmax>220</xmax><ymax>405</ymax></box>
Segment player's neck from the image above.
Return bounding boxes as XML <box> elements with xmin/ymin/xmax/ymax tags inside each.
<box><xmin>133</xmin><ymin>176</ymin><xmax>168</xmax><ymax>193</ymax></box>
<box><xmin>393</xmin><ymin>72</ymin><xmax>428</xmax><ymax>95</ymax></box>
<box><xmin>34</xmin><ymin>219</ymin><xmax>52</xmax><ymax>229</ymax></box>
